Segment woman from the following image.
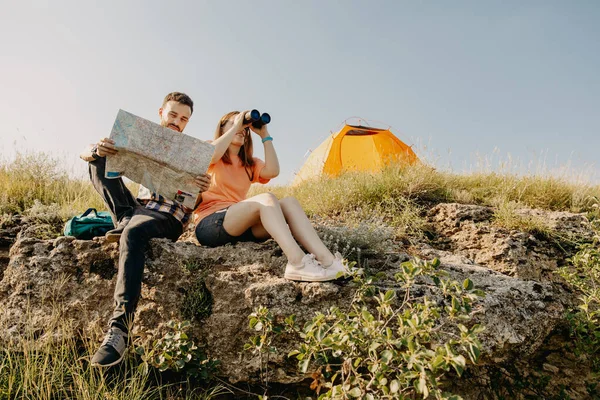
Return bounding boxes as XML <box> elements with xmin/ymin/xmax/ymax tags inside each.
<box><xmin>194</xmin><ymin>111</ymin><xmax>346</xmax><ymax>282</ymax></box>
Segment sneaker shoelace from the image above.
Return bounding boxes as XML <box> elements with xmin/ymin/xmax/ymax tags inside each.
<box><xmin>305</xmin><ymin>253</ymin><xmax>317</xmax><ymax>264</ymax></box>
<box><xmin>303</xmin><ymin>254</ymin><xmax>328</xmax><ymax>275</ymax></box>
<box><xmin>102</xmin><ymin>330</ymin><xmax>124</xmax><ymax>350</ymax></box>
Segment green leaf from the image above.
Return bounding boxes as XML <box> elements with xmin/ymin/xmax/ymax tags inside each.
<box><xmin>249</xmin><ymin>317</ymin><xmax>258</xmax><ymax>329</ymax></box>
<box><xmin>467</xmin><ymin>343</ymin><xmax>480</xmax><ymax>363</ymax></box>
<box><xmin>299</xmin><ymin>358</ymin><xmax>310</xmax><ymax>373</ymax></box>
<box><xmin>288</xmin><ymin>350</ymin><xmax>300</xmax><ymax>357</ymax></box>
<box><xmin>369</xmin><ymin>342</ymin><xmax>381</xmax><ymax>353</ymax></box>
<box><xmin>380</xmin><ymin>349</ymin><xmax>393</xmax><ymax>363</ymax></box>
<box><xmin>451</xmin><ymin>355</ymin><xmax>466</xmax><ymax>375</ymax></box>
<box><xmin>384</xmin><ymin>290</ymin><xmax>395</xmax><ymax>302</ymax></box>
<box><xmin>347</xmin><ymin>387</ymin><xmax>362</xmax><ymax>397</ymax></box>
<box><xmin>180</xmin><ymin>320</ymin><xmax>191</xmax><ymax>329</ymax></box>
<box><xmin>431</xmin><ymin>354</ymin><xmax>445</xmax><ymax>370</ymax></box>
<box><xmin>451</xmin><ymin>297</ymin><xmax>460</xmax><ymax>312</ymax></box>
<box><xmin>390</xmin><ymin>379</ymin><xmax>400</xmax><ymax>393</ymax></box>
<box><xmin>421</xmin><ymin>379</ymin><xmax>430</xmax><ymax>398</ymax></box>
<box><xmin>462</xmin><ymin>278</ymin><xmax>473</xmax><ymax>290</ymax></box>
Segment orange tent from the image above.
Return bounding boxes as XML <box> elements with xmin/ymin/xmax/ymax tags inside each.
<box><xmin>293</xmin><ymin>124</ymin><xmax>418</xmax><ymax>185</ymax></box>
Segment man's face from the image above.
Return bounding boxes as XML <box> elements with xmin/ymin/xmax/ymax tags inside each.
<box><xmin>158</xmin><ymin>101</ymin><xmax>192</xmax><ymax>132</ymax></box>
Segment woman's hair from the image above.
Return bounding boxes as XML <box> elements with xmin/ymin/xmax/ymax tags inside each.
<box><xmin>215</xmin><ymin>111</ymin><xmax>255</xmax><ymax>180</ymax></box>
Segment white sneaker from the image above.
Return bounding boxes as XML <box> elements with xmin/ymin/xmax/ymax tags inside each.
<box><xmin>323</xmin><ymin>252</ymin><xmax>352</xmax><ymax>277</ymax></box>
<box><xmin>284</xmin><ymin>254</ymin><xmax>338</xmax><ymax>282</ymax></box>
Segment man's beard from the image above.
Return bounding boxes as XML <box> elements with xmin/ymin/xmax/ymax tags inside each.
<box><xmin>161</xmin><ymin>120</ymin><xmax>181</xmax><ymax>132</ymax></box>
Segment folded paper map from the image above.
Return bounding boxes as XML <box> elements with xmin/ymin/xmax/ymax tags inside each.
<box><xmin>105</xmin><ymin>109</ymin><xmax>214</xmax><ymax>209</ymax></box>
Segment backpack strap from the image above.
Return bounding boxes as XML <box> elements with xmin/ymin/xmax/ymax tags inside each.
<box><xmin>80</xmin><ymin>208</ymin><xmax>98</xmax><ymax>218</ymax></box>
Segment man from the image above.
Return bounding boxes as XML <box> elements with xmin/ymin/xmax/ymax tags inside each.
<box><xmin>80</xmin><ymin>92</ymin><xmax>210</xmax><ymax>367</ymax></box>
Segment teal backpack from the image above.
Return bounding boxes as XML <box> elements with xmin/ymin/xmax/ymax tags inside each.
<box><xmin>64</xmin><ymin>208</ymin><xmax>115</xmax><ymax>240</ymax></box>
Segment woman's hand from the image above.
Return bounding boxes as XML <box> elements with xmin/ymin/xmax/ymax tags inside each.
<box><xmin>250</xmin><ymin>123</ymin><xmax>269</xmax><ymax>139</ymax></box>
<box><xmin>231</xmin><ymin>111</ymin><xmax>250</xmax><ymax>134</ymax></box>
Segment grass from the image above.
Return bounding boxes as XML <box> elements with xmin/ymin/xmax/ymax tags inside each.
<box><xmin>0</xmin><ymin>152</ymin><xmax>104</xmax><ymax>217</ymax></box>
<box><xmin>0</xmin><ymin>295</ymin><xmax>229</xmax><ymax>400</ymax></box>
<box><xmin>252</xmin><ymin>161</ymin><xmax>600</xmax><ymax>239</ymax></box>
<box><xmin>2</xmin><ymin>150</ymin><xmax>598</xmax><ymax>238</ymax></box>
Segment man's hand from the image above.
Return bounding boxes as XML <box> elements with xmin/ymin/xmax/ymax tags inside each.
<box><xmin>96</xmin><ymin>138</ymin><xmax>118</xmax><ymax>157</ymax></box>
<box><xmin>194</xmin><ymin>173</ymin><xmax>211</xmax><ymax>193</ymax></box>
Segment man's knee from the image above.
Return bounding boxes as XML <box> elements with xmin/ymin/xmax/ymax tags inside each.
<box><xmin>119</xmin><ymin>223</ymin><xmax>148</xmax><ymax>248</ymax></box>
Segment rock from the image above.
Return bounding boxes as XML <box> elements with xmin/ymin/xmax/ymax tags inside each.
<box><xmin>427</xmin><ymin>203</ymin><xmax>592</xmax><ymax>281</ymax></box>
<box><xmin>0</xmin><ymin>201</ymin><xmax>597</xmax><ymax>398</ymax></box>
<box><xmin>0</xmin><ymin>232</ymin><xmax>575</xmax><ymax>383</ymax></box>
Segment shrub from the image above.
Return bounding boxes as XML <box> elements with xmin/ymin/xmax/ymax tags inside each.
<box><xmin>556</xmin><ymin>239</ymin><xmax>600</xmax><ymax>375</ymax></box>
<box><xmin>246</xmin><ymin>258</ymin><xmax>485</xmax><ymax>399</ymax></box>
<box><xmin>135</xmin><ymin>320</ymin><xmax>219</xmax><ymax>381</ymax></box>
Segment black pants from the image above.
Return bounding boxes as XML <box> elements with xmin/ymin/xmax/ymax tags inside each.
<box><xmin>88</xmin><ymin>157</ymin><xmax>183</xmax><ymax>333</ymax></box>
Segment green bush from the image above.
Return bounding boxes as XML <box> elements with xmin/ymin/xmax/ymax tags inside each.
<box><xmin>135</xmin><ymin>320</ymin><xmax>219</xmax><ymax>381</ymax></box>
<box><xmin>557</xmin><ymin>239</ymin><xmax>600</xmax><ymax>375</ymax></box>
<box><xmin>246</xmin><ymin>258</ymin><xmax>485</xmax><ymax>399</ymax></box>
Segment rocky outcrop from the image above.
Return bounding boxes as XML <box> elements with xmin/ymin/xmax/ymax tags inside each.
<box><xmin>0</xmin><ymin>202</ymin><xmax>596</xmax><ymax>398</ymax></box>
<box><xmin>427</xmin><ymin>203</ymin><xmax>593</xmax><ymax>280</ymax></box>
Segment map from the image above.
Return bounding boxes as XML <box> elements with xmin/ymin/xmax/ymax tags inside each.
<box><xmin>105</xmin><ymin>109</ymin><xmax>214</xmax><ymax>208</ymax></box>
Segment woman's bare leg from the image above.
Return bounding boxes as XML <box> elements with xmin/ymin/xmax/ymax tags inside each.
<box><xmin>223</xmin><ymin>193</ymin><xmax>305</xmax><ymax>265</ymax></box>
<box><xmin>279</xmin><ymin>197</ymin><xmax>335</xmax><ymax>266</ymax></box>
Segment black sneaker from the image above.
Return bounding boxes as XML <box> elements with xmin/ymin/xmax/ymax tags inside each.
<box><xmin>105</xmin><ymin>217</ymin><xmax>131</xmax><ymax>243</ymax></box>
<box><xmin>91</xmin><ymin>327</ymin><xmax>128</xmax><ymax>367</ymax></box>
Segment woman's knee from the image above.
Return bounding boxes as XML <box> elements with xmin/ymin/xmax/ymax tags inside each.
<box><xmin>254</xmin><ymin>192</ymin><xmax>279</xmax><ymax>207</ymax></box>
<box><xmin>280</xmin><ymin>196</ymin><xmax>301</xmax><ymax>211</ymax></box>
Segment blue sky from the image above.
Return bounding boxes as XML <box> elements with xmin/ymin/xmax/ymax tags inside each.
<box><xmin>1</xmin><ymin>1</ymin><xmax>599</xmax><ymax>183</ymax></box>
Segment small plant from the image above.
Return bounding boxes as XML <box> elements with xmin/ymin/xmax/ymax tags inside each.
<box><xmin>556</xmin><ymin>239</ymin><xmax>600</xmax><ymax>376</ymax></box>
<box><xmin>493</xmin><ymin>201</ymin><xmax>552</xmax><ymax>236</ymax></box>
<box><xmin>316</xmin><ymin>222</ymin><xmax>393</xmax><ymax>263</ymax></box>
<box><xmin>286</xmin><ymin>258</ymin><xmax>485</xmax><ymax>399</ymax></box>
<box><xmin>136</xmin><ymin>320</ymin><xmax>219</xmax><ymax>381</ymax></box>
<box><xmin>244</xmin><ymin>306</ymin><xmax>284</xmax><ymax>393</ymax></box>
<box><xmin>181</xmin><ymin>278</ymin><xmax>213</xmax><ymax>322</ymax></box>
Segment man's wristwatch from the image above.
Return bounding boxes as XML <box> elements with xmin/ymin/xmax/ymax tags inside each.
<box><xmin>90</xmin><ymin>144</ymin><xmax>101</xmax><ymax>160</ymax></box>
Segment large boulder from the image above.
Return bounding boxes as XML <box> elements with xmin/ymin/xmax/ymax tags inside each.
<box><xmin>0</xmin><ymin>202</ymin><xmax>596</xmax><ymax>397</ymax></box>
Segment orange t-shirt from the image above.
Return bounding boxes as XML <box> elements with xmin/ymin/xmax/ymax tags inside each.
<box><xmin>193</xmin><ymin>156</ymin><xmax>270</xmax><ymax>223</ymax></box>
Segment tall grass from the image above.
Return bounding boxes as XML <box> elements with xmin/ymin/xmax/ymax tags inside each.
<box><xmin>0</xmin><ymin>152</ymin><xmax>104</xmax><ymax>217</ymax></box>
<box><xmin>0</xmin><ymin>298</ymin><xmax>228</xmax><ymax>399</ymax></box>
<box><xmin>252</xmin><ymin>161</ymin><xmax>600</xmax><ymax>239</ymax></box>
<box><xmin>264</xmin><ymin>162</ymin><xmax>600</xmax><ymax>214</ymax></box>
<box><xmin>2</xmin><ymin>149</ymin><xmax>599</xmax><ymax>232</ymax></box>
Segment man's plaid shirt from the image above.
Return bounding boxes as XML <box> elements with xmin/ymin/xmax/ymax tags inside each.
<box><xmin>137</xmin><ymin>186</ymin><xmax>191</xmax><ymax>226</ymax></box>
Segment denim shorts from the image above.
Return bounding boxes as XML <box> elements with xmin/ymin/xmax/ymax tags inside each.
<box><xmin>194</xmin><ymin>208</ymin><xmax>264</xmax><ymax>247</ymax></box>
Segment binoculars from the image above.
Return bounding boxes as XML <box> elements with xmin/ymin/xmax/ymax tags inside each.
<box><xmin>243</xmin><ymin>109</ymin><xmax>271</xmax><ymax>128</ymax></box>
